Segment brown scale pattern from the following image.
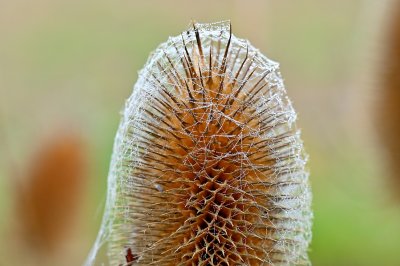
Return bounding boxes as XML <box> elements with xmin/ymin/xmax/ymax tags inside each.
<box><xmin>108</xmin><ymin>23</ymin><xmax>309</xmax><ymax>266</ymax></box>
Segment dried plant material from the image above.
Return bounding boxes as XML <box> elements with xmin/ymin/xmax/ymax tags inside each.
<box><xmin>16</xmin><ymin>133</ymin><xmax>87</xmax><ymax>252</ymax></box>
<box><xmin>378</xmin><ymin>3</ymin><xmax>400</xmax><ymax>194</ymax></box>
<box><xmin>86</xmin><ymin>21</ymin><xmax>312</xmax><ymax>266</ymax></box>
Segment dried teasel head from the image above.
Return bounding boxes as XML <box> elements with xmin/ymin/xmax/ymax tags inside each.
<box><xmin>86</xmin><ymin>21</ymin><xmax>312</xmax><ymax>266</ymax></box>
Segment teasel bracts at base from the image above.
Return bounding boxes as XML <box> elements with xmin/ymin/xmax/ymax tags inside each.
<box><xmin>86</xmin><ymin>21</ymin><xmax>312</xmax><ymax>266</ymax></box>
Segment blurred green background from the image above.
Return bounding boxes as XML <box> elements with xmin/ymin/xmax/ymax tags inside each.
<box><xmin>1</xmin><ymin>0</ymin><xmax>400</xmax><ymax>265</ymax></box>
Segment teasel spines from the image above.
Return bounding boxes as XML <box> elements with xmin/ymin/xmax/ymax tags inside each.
<box><xmin>87</xmin><ymin>21</ymin><xmax>311</xmax><ymax>266</ymax></box>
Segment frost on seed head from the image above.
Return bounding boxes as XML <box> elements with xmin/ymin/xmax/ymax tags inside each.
<box><xmin>85</xmin><ymin>21</ymin><xmax>312</xmax><ymax>266</ymax></box>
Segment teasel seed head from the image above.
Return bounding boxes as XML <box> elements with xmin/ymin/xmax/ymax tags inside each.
<box><xmin>86</xmin><ymin>21</ymin><xmax>312</xmax><ymax>266</ymax></box>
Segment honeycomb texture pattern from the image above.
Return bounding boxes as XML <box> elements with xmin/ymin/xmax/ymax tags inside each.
<box><xmin>85</xmin><ymin>21</ymin><xmax>312</xmax><ymax>266</ymax></box>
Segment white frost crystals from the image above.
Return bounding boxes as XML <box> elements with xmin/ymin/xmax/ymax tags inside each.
<box><xmin>85</xmin><ymin>21</ymin><xmax>312</xmax><ymax>266</ymax></box>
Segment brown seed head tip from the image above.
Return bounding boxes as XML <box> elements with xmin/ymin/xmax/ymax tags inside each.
<box><xmin>86</xmin><ymin>21</ymin><xmax>312</xmax><ymax>266</ymax></box>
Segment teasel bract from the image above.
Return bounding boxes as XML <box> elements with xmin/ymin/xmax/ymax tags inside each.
<box><xmin>86</xmin><ymin>21</ymin><xmax>312</xmax><ymax>266</ymax></box>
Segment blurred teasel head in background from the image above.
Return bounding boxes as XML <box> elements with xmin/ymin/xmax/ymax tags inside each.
<box><xmin>377</xmin><ymin>1</ymin><xmax>400</xmax><ymax>197</ymax></box>
<box><xmin>14</xmin><ymin>132</ymin><xmax>88</xmax><ymax>262</ymax></box>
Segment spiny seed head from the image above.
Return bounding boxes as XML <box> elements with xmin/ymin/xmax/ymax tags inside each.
<box><xmin>86</xmin><ymin>21</ymin><xmax>312</xmax><ymax>266</ymax></box>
